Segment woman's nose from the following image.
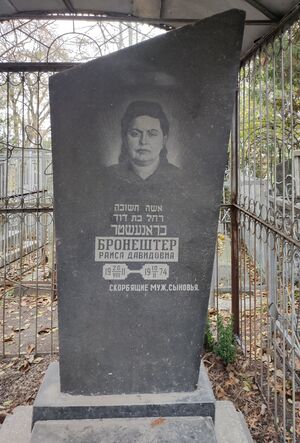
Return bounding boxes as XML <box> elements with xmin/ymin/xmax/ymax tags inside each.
<box><xmin>140</xmin><ymin>132</ymin><xmax>148</xmax><ymax>144</ymax></box>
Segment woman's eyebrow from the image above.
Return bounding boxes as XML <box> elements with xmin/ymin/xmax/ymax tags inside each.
<box><xmin>129</xmin><ymin>127</ymin><xmax>159</xmax><ymax>132</ymax></box>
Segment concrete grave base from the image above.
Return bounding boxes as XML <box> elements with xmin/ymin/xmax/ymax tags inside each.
<box><xmin>0</xmin><ymin>402</ymin><xmax>253</xmax><ymax>443</ymax></box>
<box><xmin>32</xmin><ymin>362</ymin><xmax>215</xmax><ymax>426</ymax></box>
<box><xmin>30</xmin><ymin>416</ymin><xmax>217</xmax><ymax>443</ymax></box>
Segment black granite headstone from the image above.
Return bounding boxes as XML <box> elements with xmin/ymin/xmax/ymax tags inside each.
<box><xmin>50</xmin><ymin>9</ymin><xmax>245</xmax><ymax>395</ymax></box>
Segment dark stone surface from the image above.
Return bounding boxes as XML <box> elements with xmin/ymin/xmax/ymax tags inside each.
<box><xmin>31</xmin><ymin>417</ymin><xmax>217</xmax><ymax>443</ymax></box>
<box><xmin>32</xmin><ymin>362</ymin><xmax>215</xmax><ymax>427</ymax></box>
<box><xmin>50</xmin><ymin>9</ymin><xmax>245</xmax><ymax>395</ymax></box>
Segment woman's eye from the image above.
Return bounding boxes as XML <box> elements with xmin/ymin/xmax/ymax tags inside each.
<box><xmin>129</xmin><ymin>130</ymin><xmax>139</xmax><ymax>137</ymax></box>
<box><xmin>148</xmin><ymin>130</ymin><xmax>158</xmax><ymax>137</ymax></box>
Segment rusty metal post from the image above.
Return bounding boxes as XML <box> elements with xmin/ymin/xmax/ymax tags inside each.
<box><xmin>231</xmin><ymin>87</ymin><xmax>240</xmax><ymax>335</ymax></box>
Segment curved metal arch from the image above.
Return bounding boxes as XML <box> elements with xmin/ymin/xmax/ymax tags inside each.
<box><xmin>46</xmin><ymin>31</ymin><xmax>102</xmax><ymax>62</ymax></box>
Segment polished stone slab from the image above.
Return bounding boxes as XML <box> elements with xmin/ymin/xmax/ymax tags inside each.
<box><xmin>31</xmin><ymin>416</ymin><xmax>217</xmax><ymax>443</ymax></box>
<box><xmin>50</xmin><ymin>9</ymin><xmax>245</xmax><ymax>395</ymax></box>
<box><xmin>32</xmin><ymin>362</ymin><xmax>215</xmax><ymax>427</ymax></box>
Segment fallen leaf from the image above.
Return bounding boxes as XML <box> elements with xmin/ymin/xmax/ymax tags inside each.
<box><xmin>3</xmin><ymin>361</ymin><xmax>15</xmax><ymax>369</ymax></box>
<box><xmin>4</xmin><ymin>334</ymin><xmax>14</xmax><ymax>342</ymax></box>
<box><xmin>12</xmin><ymin>326</ymin><xmax>26</xmax><ymax>332</ymax></box>
<box><xmin>151</xmin><ymin>418</ymin><xmax>166</xmax><ymax>427</ymax></box>
<box><xmin>37</xmin><ymin>327</ymin><xmax>51</xmax><ymax>335</ymax></box>
<box><xmin>260</xmin><ymin>403</ymin><xmax>267</xmax><ymax>416</ymax></box>
<box><xmin>26</xmin><ymin>344</ymin><xmax>35</xmax><ymax>355</ymax></box>
<box><xmin>3</xmin><ymin>400</ymin><xmax>13</xmax><ymax>407</ymax></box>
<box><xmin>27</xmin><ymin>355</ymin><xmax>34</xmax><ymax>364</ymax></box>
<box><xmin>19</xmin><ymin>360</ymin><xmax>30</xmax><ymax>372</ymax></box>
<box><xmin>0</xmin><ymin>411</ymin><xmax>7</xmax><ymax>423</ymax></box>
<box><xmin>5</xmin><ymin>289</ymin><xmax>14</xmax><ymax>298</ymax></box>
<box><xmin>243</xmin><ymin>380</ymin><xmax>252</xmax><ymax>392</ymax></box>
<box><xmin>275</xmin><ymin>369</ymin><xmax>284</xmax><ymax>379</ymax></box>
<box><xmin>215</xmin><ymin>385</ymin><xmax>226</xmax><ymax>399</ymax></box>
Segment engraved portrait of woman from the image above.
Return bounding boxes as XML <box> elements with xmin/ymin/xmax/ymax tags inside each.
<box><xmin>107</xmin><ymin>100</ymin><xmax>182</xmax><ymax>185</ymax></box>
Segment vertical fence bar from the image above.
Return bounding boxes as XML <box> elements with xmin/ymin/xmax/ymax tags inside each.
<box><xmin>231</xmin><ymin>87</ymin><xmax>239</xmax><ymax>335</ymax></box>
<box><xmin>2</xmin><ymin>73</ymin><xmax>10</xmax><ymax>357</ymax></box>
<box><xmin>35</xmin><ymin>73</ymin><xmax>41</xmax><ymax>354</ymax></box>
<box><xmin>288</xmin><ymin>25</ymin><xmax>296</xmax><ymax>443</ymax></box>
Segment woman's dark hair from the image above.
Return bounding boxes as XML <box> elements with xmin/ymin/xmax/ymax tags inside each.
<box><xmin>119</xmin><ymin>100</ymin><xmax>169</xmax><ymax>163</ymax></box>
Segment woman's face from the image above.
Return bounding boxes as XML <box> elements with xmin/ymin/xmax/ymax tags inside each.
<box><xmin>126</xmin><ymin>115</ymin><xmax>166</xmax><ymax>166</ymax></box>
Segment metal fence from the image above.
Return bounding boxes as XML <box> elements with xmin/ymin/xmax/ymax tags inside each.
<box><xmin>0</xmin><ymin>70</ymin><xmax>57</xmax><ymax>356</ymax></box>
<box><xmin>232</xmin><ymin>12</ymin><xmax>300</xmax><ymax>442</ymax></box>
<box><xmin>207</xmin><ymin>10</ymin><xmax>300</xmax><ymax>442</ymax></box>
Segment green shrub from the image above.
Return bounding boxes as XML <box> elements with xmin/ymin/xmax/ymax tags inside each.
<box><xmin>204</xmin><ymin>318</ymin><xmax>215</xmax><ymax>352</ymax></box>
<box><xmin>214</xmin><ymin>315</ymin><xmax>236</xmax><ymax>365</ymax></box>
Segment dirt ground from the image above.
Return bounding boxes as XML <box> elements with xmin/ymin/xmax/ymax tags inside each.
<box><xmin>204</xmin><ymin>351</ymin><xmax>280</xmax><ymax>443</ymax></box>
<box><xmin>1</xmin><ymin>293</ymin><xmax>58</xmax><ymax>356</ymax></box>
<box><xmin>0</xmin><ymin>351</ymin><xmax>281</xmax><ymax>443</ymax></box>
<box><xmin>0</xmin><ymin>354</ymin><xmax>54</xmax><ymax>423</ymax></box>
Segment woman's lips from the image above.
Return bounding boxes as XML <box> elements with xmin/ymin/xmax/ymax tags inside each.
<box><xmin>137</xmin><ymin>148</ymin><xmax>151</xmax><ymax>154</ymax></box>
